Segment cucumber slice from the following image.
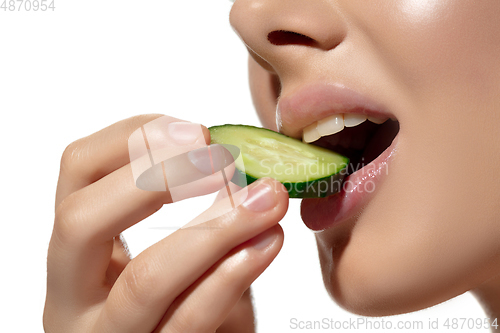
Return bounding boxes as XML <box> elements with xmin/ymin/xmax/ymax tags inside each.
<box><xmin>209</xmin><ymin>124</ymin><xmax>349</xmax><ymax>198</ymax></box>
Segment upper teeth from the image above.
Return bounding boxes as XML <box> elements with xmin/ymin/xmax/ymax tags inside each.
<box><xmin>302</xmin><ymin>113</ymin><xmax>388</xmax><ymax>143</ymax></box>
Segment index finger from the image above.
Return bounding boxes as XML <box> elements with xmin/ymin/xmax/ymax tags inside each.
<box><xmin>56</xmin><ymin>114</ymin><xmax>210</xmax><ymax>208</ymax></box>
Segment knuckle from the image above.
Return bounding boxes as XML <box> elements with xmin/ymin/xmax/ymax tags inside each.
<box><xmin>168</xmin><ymin>312</ymin><xmax>193</xmax><ymax>333</ymax></box>
<box><xmin>53</xmin><ymin>195</ymin><xmax>89</xmax><ymax>246</ymax></box>
<box><xmin>120</xmin><ymin>258</ymin><xmax>157</xmax><ymax>307</ymax></box>
<box><xmin>60</xmin><ymin>139</ymin><xmax>88</xmax><ymax>176</ymax></box>
<box><xmin>168</xmin><ymin>310</ymin><xmax>212</xmax><ymax>333</ymax></box>
<box><xmin>217</xmin><ymin>253</ymin><xmax>257</xmax><ymax>289</ymax></box>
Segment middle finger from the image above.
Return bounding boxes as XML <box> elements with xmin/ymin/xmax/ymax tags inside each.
<box><xmin>97</xmin><ymin>178</ymin><xmax>289</xmax><ymax>333</ymax></box>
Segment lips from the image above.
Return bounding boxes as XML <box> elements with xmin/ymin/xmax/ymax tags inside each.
<box><xmin>301</xmin><ymin>135</ymin><xmax>398</xmax><ymax>231</ymax></box>
<box><xmin>277</xmin><ymin>83</ymin><xmax>400</xmax><ymax>231</ymax></box>
<box><xmin>276</xmin><ymin>83</ymin><xmax>395</xmax><ymax>138</ymax></box>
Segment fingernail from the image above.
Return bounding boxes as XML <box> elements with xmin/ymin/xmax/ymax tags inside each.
<box><xmin>167</xmin><ymin>122</ymin><xmax>204</xmax><ymax>145</ymax></box>
<box><xmin>252</xmin><ymin>229</ymin><xmax>277</xmax><ymax>250</ymax></box>
<box><xmin>242</xmin><ymin>181</ymin><xmax>276</xmax><ymax>212</ymax></box>
<box><xmin>187</xmin><ymin>146</ymin><xmax>213</xmax><ymax>175</ymax></box>
<box><xmin>187</xmin><ymin>145</ymin><xmax>232</xmax><ymax>175</ymax></box>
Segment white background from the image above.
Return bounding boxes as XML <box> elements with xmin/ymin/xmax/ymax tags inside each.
<box><xmin>0</xmin><ymin>0</ymin><xmax>490</xmax><ymax>332</ymax></box>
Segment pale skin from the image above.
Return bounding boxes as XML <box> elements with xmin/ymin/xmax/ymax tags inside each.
<box><xmin>44</xmin><ymin>114</ymin><xmax>289</xmax><ymax>333</ymax></box>
<box><xmin>45</xmin><ymin>1</ymin><xmax>500</xmax><ymax>332</ymax></box>
<box><xmin>233</xmin><ymin>0</ymin><xmax>500</xmax><ymax>328</ymax></box>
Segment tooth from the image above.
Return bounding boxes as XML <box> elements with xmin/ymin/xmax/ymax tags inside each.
<box><xmin>343</xmin><ymin>113</ymin><xmax>367</xmax><ymax>127</ymax></box>
<box><xmin>316</xmin><ymin>114</ymin><xmax>344</xmax><ymax>136</ymax></box>
<box><xmin>367</xmin><ymin>116</ymin><xmax>388</xmax><ymax>124</ymax></box>
<box><xmin>303</xmin><ymin>122</ymin><xmax>321</xmax><ymax>143</ymax></box>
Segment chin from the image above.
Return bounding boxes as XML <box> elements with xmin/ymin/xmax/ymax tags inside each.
<box><xmin>314</xmin><ymin>212</ymin><xmax>488</xmax><ymax>318</ymax></box>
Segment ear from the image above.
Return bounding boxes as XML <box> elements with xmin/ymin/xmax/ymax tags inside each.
<box><xmin>248</xmin><ymin>55</ymin><xmax>281</xmax><ymax>131</ymax></box>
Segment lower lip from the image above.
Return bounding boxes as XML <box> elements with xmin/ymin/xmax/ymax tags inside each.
<box><xmin>300</xmin><ymin>135</ymin><xmax>398</xmax><ymax>231</ymax></box>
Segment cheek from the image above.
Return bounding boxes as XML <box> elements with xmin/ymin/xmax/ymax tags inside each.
<box><xmin>349</xmin><ymin>0</ymin><xmax>500</xmax><ymax>103</ymax></box>
<box><xmin>315</xmin><ymin>2</ymin><xmax>500</xmax><ymax>315</ymax></box>
<box><xmin>248</xmin><ymin>56</ymin><xmax>281</xmax><ymax>131</ymax></box>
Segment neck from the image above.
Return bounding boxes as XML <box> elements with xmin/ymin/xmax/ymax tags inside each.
<box><xmin>472</xmin><ymin>274</ymin><xmax>500</xmax><ymax>332</ymax></box>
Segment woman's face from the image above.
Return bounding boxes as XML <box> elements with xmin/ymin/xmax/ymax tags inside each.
<box><xmin>230</xmin><ymin>0</ymin><xmax>500</xmax><ymax>315</ymax></box>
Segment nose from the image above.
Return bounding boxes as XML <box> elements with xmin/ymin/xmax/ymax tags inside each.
<box><xmin>230</xmin><ymin>0</ymin><xmax>347</xmax><ymax>76</ymax></box>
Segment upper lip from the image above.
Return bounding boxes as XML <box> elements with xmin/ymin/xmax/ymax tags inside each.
<box><xmin>276</xmin><ymin>83</ymin><xmax>395</xmax><ymax>138</ymax></box>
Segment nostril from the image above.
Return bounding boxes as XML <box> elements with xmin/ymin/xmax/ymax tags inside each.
<box><xmin>267</xmin><ymin>30</ymin><xmax>317</xmax><ymax>47</ymax></box>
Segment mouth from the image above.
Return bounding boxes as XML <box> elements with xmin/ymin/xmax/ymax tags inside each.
<box><xmin>276</xmin><ymin>84</ymin><xmax>400</xmax><ymax>231</ymax></box>
<box><xmin>303</xmin><ymin>113</ymin><xmax>400</xmax><ymax>178</ymax></box>
<box><xmin>301</xmin><ymin>114</ymin><xmax>400</xmax><ymax>231</ymax></box>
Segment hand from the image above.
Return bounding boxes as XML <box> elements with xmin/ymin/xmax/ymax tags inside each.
<box><xmin>43</xmin><ymin>114</ymin><xmax>289</xmax><ymax>333</ymax></box>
